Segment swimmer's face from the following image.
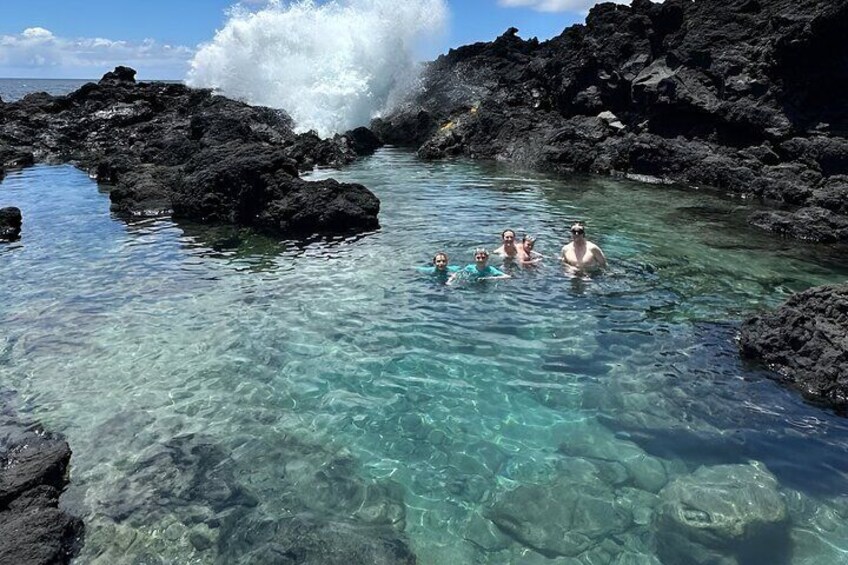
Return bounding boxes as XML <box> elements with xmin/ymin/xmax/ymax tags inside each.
<box><xmin>433</xmin><ymin>254</ymin><xmax>448</xmax><ymax>270</ymax></box>
<box><xmin>523</xmin><ymin>239</ymin><xmax>535</xmax><ymax>251</ymax></box>
<box><xmin>502</xmin><ymin>231</ymin><xmax>515</xmax><ymax>244</ymax></box>
<box><xmin>475</xmin><ymin>252</ymin><xmax>489</xmax><ymax>266</ymax></box>
<box><xmin>570</xmin><ymin>225</ymin><xmax>585</xmax><ymax>239</ymax></box>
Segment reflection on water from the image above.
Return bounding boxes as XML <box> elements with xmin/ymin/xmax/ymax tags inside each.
<box><xmin>1</xmin><ymin>155</ymin><xmax>848</xmax><ymax>564</ymax></box>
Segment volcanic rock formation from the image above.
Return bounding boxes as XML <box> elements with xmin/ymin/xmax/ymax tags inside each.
<box><xmin>740</xmin><ymin>283</ymin><xmax>848</xmax><ymax>410</ymax></box>
<box><xmin>0</xmin><ymin>67</ymin><xmax>381</xmax><ymax>237</ymax></box>
<box><xmin>373</xmin><ymin>0</ymin><xmax>848</xmax><ymax>242</ymax></box>
<box><xmin>0</xmin><ymin>406</ymin><xmax>84</xmax><ymax>565</ymax></box>
<box><xmin>0</xmin><ymin>206</ymin><xmax>22</xmax><ymax>241</ymax></box>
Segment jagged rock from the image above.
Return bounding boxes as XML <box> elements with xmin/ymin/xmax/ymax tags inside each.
<box><xmin>0</xmin><ymin>206</ymin><xmax>22</xmax><ymax>241</ymax></box>
<box><xmin>747</xmin><ymin>206</ymin><xmax>848</xmax><ymax>242</ymax></box>
<box><xmin>739</xmin><ymin>284</ymin><xmax>848</xmax><ymax>408</ymax></box>
<box><xmin>0</xmin><ymin>67</ymin><xmax>383</xmax><ymax>237</ymax></box>
<box><xmin>0</xmin><ymin>410</ymin><xmax>84</xmax><ymax>565</ymax></box>
<box><xmin>654</xmin><ymin>462</ymin><xmax>789</xmax><ymax>565</ymax></box>
<box><xmin>374</xmin><ymin>0</ymin><xmax>848</xmax><ymax>241</ymax></box>
<box><xmin>98</xmin><ymin>65</ymin><xmax>137</xmax><ymax>85</ymax></box>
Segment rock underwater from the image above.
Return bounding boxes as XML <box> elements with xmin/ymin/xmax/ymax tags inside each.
<box><xmin>0</xmin><ymin>67</ymin><xmax>382</xmax><ymax>237</ymax></box>
<box><xmin>740</xmin><ymin>283</ymin><xmax>848</xmax><ymax>410</ymax></box>
<box><xmin>372</xmin><ymin>0</ymin><xmax>848</xmax><ymax>242</ymax></box>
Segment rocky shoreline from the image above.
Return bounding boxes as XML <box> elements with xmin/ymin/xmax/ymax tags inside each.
<box><xmin>0</xmin><ymin>398</ymin><xmax>83</xmax><ymax>565</ymax></box>
<box><xmin>740</xmin><ymin>284</ymin><xmax>848</xmax><ymax>412</ymax></box>
<box><xmin>0</xmin><ymin>66</ymin><xmax>382</xmax><ymax>238</ymax></box>
<box><xmin>372</xmin><ymin>0</ymin><xmax>848</xmax><ymax>243</ymax></box>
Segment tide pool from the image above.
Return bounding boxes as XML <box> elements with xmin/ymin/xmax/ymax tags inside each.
<box><xmin>1</xmin><ymin>150</ymin><xmax>847</xmax><ymax>564</ymax></box>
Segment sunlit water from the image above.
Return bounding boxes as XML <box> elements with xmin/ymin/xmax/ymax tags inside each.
<box><xmin>2</xmin><ymin>151</ymin><xmax>848</xmax><ymax>564</ymax></box>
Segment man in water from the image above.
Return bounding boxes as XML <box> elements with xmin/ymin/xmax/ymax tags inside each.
<box><xmin>449</xmin><ymin>249</ymin><xmax>511</xmax><ymax>284</ymax></box>
<box><xmin>561</xmin><ymin>222</ymin><xmax>606</xmax><ymax>271</ymax></box>
<box><xmin>418</xmin><ymin>252</ymin><xmax>460</xmax><ymax>279</ymax></box>
<box><xmin>493</xmin><ymin>229</ymin><xmax>519</xmax><ymax>259</ymax></box>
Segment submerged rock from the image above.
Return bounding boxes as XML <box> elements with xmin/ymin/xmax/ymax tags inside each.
<box><xmin>0</xmin><ymin>206</ymin><xmax>22</xmax><ymax>241</ymax></box>
<box><xmin>0</xmin><ymin>67</ymin><xmax>382</xmax><ymax>238</ymax></box>
<box><xmin>485</xmin><ymin>468</ymin><xmax>635</xmax><ymax>559</ymax></box>
<box><xmin>374</xmin><ymin>0</ymin><xmax>848</xmax><ymax>241</ymax></box>
<box><xmin>739</xmin><ymin>284</ymin><xmax>848</xmax><ymax>409</ymax></box>
<box><xmin>654</xmin><ymin>462</ymin><xmax>789</xmax><ymax>565</ymax></box>
<box><xmin>0</xmin><ymin>409</ymin><xmax>84</xmax><ymax>565</ymax></box>
<box><xmin>91</xmin><ymin>430</ymin><xmax>414</xmax><ymax>563</ymax></box>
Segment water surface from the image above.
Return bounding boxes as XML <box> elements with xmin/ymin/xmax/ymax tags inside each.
<box><xmin>1</xmin><ymin>151</ymin><xmax>847</xmax><ymax>564</ymax></box>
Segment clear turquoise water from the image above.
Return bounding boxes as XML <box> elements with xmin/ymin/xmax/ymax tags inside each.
<box><xmin>1</xmin><ymin>152</ymin><xmax>848</xmax><ymax>564</ymax></box>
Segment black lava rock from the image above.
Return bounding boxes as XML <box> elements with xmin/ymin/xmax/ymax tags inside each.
<box><xmin>0</xmin><ymin>206</ymin><xmax>22</xmax><ymax>241</ymax></box>
<box><xmin>374</xmin><ymin>0</ymin><xmax>848</xmax><ymax>241</ymax></box>
<box><xmin>0</xmin><ymin>67</ymin><xmax>382</xmax><ymax>238</ymax></box>
<box><xmin>740</xmin><ymin>284</ymin><xmax>848</xmax><ymax>409</ymax></box>
<box><xmin>0</xmin><ymin>412</ymin><xmax>84</xmax><ymax>565</ymax></box>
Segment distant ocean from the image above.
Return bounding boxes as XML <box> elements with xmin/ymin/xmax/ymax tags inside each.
<box><xmin>0</xmin><ymin>78</ymin><xmax>181</xmax><ymax>102</ymax></box>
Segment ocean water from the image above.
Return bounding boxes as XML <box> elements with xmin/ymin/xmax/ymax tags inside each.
<box><xmin>0</xmin><ymin>78</ymin><xmax>93</xmax><ymax>102</ymax></box>
<box><xmin>1</xmin><ymin>151</ymin><xmax>848</xmax><ymax>564</ymax></box>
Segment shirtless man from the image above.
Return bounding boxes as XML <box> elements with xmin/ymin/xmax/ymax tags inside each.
<box><xmin>561</xmin><ymin>222</ymin><xmax>606</xmax><ymax>271</ymax></box>
<box><xmin>493</xmin><ymin>229</ymin><xmax>519</xmax><ymax>259</ymax></box>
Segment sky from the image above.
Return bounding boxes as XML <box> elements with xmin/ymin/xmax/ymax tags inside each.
<box><xmin>0</xmin><ymin>0</ymin><xmax>619</xmax><ymax>79</ymax></box>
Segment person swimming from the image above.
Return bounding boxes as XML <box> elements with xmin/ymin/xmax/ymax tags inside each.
<box><xmin>418</xmin><ymin>251</ymin><xmax>460</xmax><ymax>278</ymax></box>
<box><xmin>561</xmin><ymin>222</ymin><xmax>607</xmax><ymax>272</ymax></box>
<box><xmin>448</xmin><ymin>248</ymin><xmax>511</xmax><ymax>284</ymax></box>
<box><xmin>517</xmin><ymin>234</ymin><xmax>544</xmax><ymax>265</ymax></box>
<box><xmin>493</xmin><ymin>229</ymin><xmax>519</xmax><ymax>259</ymax></box>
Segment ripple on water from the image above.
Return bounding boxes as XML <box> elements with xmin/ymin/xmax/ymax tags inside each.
<box><xmin>1</xmin><ymin>157</ymin><xmax>848</xmax><ymax>564</ymax></box>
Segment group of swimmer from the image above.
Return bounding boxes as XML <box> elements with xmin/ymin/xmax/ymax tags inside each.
<box><xmin>420</xmin><ymin>222</ymin><xmax>607</xmax><ymax>284</ymax></box>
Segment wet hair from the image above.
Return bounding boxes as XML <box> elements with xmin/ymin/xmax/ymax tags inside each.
<box><xmin>432</xmin><ymin>252</ymin><xmax>448</xmax><ymax>264</ymax></box>
<box><xmin>522</xmin><ymin>234</ymin><xmax>536</xmax><ymax>243</ymax></box>
<box><xmin>474</xmin><ymin>248</ymin><xmax>490</xmax><ymax>258</ymax></box>
<box><xmin>570</xmin><ymin>222</ymin><xmax>586</xmax><ymax>232</ymax></box>
<box><xmin>501</xmin><ymin>229</ymin><xmax>516</xmax><ymax>239</ymax></box>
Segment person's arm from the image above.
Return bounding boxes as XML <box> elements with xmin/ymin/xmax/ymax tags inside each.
<box><xmin>480</xmin><ymin>266</ymin><xmax>511</xmax><ymax>280</ymax></box>
<box><xmin>592</xmin><ymin>245</ymin><xmax>607</xmax><ymax>269</ymax></box>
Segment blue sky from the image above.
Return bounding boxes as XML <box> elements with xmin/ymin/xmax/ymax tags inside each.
<box><xmin>0</xmin><ymin>0</ymin><xmax>612</xmax><ymax>79</ymax></box>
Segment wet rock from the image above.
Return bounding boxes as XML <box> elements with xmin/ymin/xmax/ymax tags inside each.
<box><xmin>747</xmin><ymin>206</ymin><xmax>848</xmax><ymax>242</ymax></box>
<box><xmin>0</xmin><ymin>410</ymin><xmax>84</xmax><ymax>565</ymax></box>
<box><xmin>486</xmin><ymin>475</ymin><xmax>633</xmax><ymax>558</ymax></box>
<box><xmin>0</xmin><ymin>67</ymin><xmax>382</xmax><ymax>237</ymax></box>
<box><xmin>739</xmin><ymin>283</ymin><xmax>848</xmax><ymax>408</ymax></box>
<box><xmin>225</xmin><ymin>514</ymin><xmax>416</xmax><ymax>565</ymax></box>
<box><xmin>558</xmin><ymin>425</ymin><xmax>668</xmax><ymax>493</ymax></box>
<box><xmin>374</xmin><ymin>0</ymin><xmax>848</xmax><ymax>241</ymax></box>
<box><xmin>654</xmin><ymin>462</ymin><xmax>789</xmax><ymax>565</ymax></box>
<box><xmin>93</xmin><ymin>432</ymin><xmax>415</xmax><ymax>562</ymax></box>
<box><xmin>0</xmin><ymin>206</ymin><xmax>22</xmax><ymax>241</ymax></box>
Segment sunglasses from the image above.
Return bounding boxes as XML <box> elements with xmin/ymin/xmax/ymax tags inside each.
<box><xmin>571</xmin><ymin>229</ymin><xmax>585</xmax><ymax>235</ymax></box>
<box><xmin>475</xmin><ymin>255</ymin><xmax>488</xmax><ymax>259</ymax></box>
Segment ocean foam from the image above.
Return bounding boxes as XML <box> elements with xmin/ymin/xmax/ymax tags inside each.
<box><xmin>187</xmin><ymin>0</ymin><xmax>447</xmax><ymax>137</ymax></box>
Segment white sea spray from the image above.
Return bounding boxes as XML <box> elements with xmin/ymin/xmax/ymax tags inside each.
<box><xmin>187</xmin><ymin>0</ymin><xmax>447</xmax><ymax>137</ymax></box>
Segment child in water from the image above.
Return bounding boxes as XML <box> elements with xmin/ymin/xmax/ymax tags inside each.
<box><xmin>448</xmin><ymin>248</ymin><xmax>510</xmax><ymax>285</ymax></box>
<box><xmin>418</xmin><ymin>251</ymin><xmax>460</xmax><ymax>279</ymax></box>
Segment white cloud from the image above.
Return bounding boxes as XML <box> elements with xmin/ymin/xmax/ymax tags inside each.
<box><xmin>498</xmin><ymin>0</ymin><xmax>630</xmax><ymax>13</ymax></box>
<box><xmin>0</xmin><ymin>27</ymin><xmax>194</xmax><ymax>78</ymax></box>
